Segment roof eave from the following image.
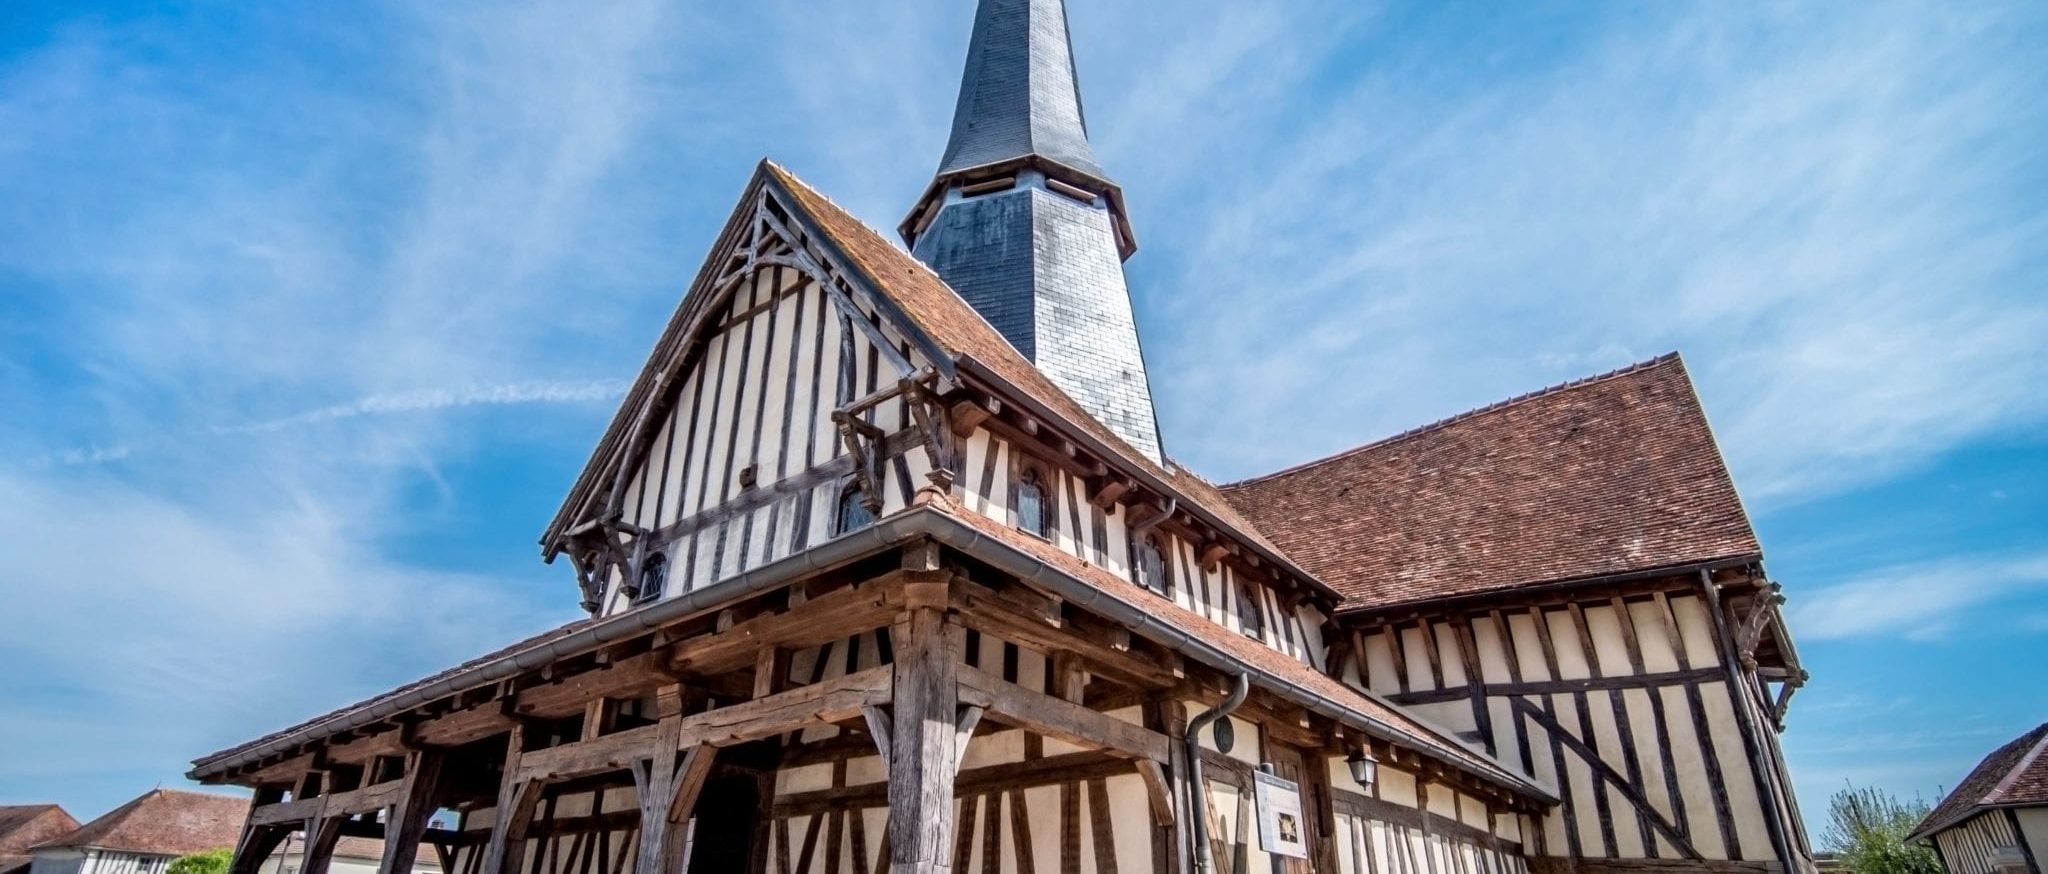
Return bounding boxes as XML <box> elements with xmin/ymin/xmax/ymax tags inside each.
<box><xmin>954</xmin><ymin>355</ymin><xmax>1343</xmax><ymax>606</ymax></box>
<box><xmin>1335</xmin><ymin>554</ymin><xmax>1765</xmax><ymax>618</ymax></box>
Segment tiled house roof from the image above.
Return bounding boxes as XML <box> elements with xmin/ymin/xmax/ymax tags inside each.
<box><xmin>1911</xmin><ymin>722</ymin><xmax>2048</xmax><ymax>841</ymax></box>
<box><xmin>0</xmin><ymin>805</ymin><xmax>79</xmax><ymax>874</ymax></box>
<box><xmin>1223</xmin><ymin>355</ymin><xmax>1762</xmax><ymax>612</ymax></box>
<box><xmin>34</xmin><ymin>790</ymin><xmax>245</xmax><ymax>857</ymax></box>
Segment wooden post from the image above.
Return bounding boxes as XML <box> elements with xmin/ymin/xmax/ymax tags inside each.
<box><xmin>300</xmin><ymin>815</ymin><xmax>346</xmax><ymax>874</ymax></box>
<box><xmin>481</xmin><ymin>726</ymin><xmax>542</xmax><ymax>874</ymax></box>
<box><xmin>227</xmin><ymin>787</ymin><xmax>289</xmax><ymax>874</ymax></box>
<box><xmin>888</xmin><ymin>607</ymin><xmax>961</xmax><ymax>873</ymax></box>
<box><xmin>380</xmin><ymin>748</ymin><xmax>445</xmax><ymax>874</ymax></box>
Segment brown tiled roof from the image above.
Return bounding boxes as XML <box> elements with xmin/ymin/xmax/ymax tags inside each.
<box><xmin>760</xmin><ymin>163</ymin><xmax>1302</xmax><ymax>578</ymax></box>
<box><xmin>1912</xmin><ymin>722</ymin><xmax>2048</xmax><ymax>841</ymax></box>
<box><xmin>0</xmin><ymin>806</ymin><xmax>78</xmax><ymax>855</ymax></box>
<box><xmin>1223</xmin><ymin>355</ymin><xmax>1761</xmax><ymax>612</ymax></box>
<box><xmin>928</xmin><ymin>497</ymin><xmax>1549</xmax><ymax>799</ymax></box>
<box><xmin>192</xmin><ymin>619</ymin><xmax>595</xmax><ymax>774</ymax></box>
<box><xmin>35</xmin><ymin>790</ymin><xmax>245</xmax><ymax>857</ymax></box>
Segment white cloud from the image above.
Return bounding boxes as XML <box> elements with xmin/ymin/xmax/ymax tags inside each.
<box><xmin>1085</xmin><ymin>2</ymin><xmax>2048</xmax><ymax>503</ymax></box>
<box><xmin>1788</xmin><ymin>552</ymin><xmax>2048</xmax><ymax>641</ymax></box>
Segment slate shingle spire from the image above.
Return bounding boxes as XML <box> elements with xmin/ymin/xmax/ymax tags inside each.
<box><xmin>902</xmin><ymin>0</ymin><xmax>1163</xmax><ymax>462</ymax></box>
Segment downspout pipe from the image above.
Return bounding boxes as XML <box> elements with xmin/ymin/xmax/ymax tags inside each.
<box><xmin>1185</xmin><ymin>673</ymin><xmax>1250</xmax><ymax>874</ymax></box>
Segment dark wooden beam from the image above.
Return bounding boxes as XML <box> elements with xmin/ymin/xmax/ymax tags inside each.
<box><xmin>887</xmin><ymin>607</ymin><xmax>960</xmax><ymax>872</ymax></box>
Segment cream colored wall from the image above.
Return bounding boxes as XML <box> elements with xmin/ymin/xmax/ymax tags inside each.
<box><xmin>2017</xmin><ymin>808</ymin><xmax>2048</xmax><ymax>870</ymax></box>
<box><xmin>597</xmin><ymin>258</ymin><xmax>939</xmax><ymax>617</ymax></box>
<box><xmin>1934</xmin><ymin>810</ymin><xmax>2030</xmax><ymax>874</ymax></box>
<box><xmin>1346</xmin><ymin>590</ymin><xmax>1793</xmax><ymax>865</ymax></box>
<box><xmin>954</xmin><ymin>427</ymin><xmax>1323</xmax><ymax>671</ymax></box>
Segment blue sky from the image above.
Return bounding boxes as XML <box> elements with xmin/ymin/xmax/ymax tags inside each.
<box><xmin>1</xmin><ymin>0</ymin><xmax>2042</xmax><ymax>832</ymax></box>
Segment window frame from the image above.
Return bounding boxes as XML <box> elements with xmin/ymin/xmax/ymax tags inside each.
<box><xmin>1011</xmin><ymin>462</ymin><xmax>1052</xmax><ymax>539</ymax></box>
<box><xmin>1237</xmin><ymin>582</ymin><xmax>1266</xmax><ymax>641</ymax></box>
<box><xmin>835</xmin><ymin>477</ymin><xmax>876</xmax><ymax>536</ymax></box>
<box><xmin>1133</xmin><ymin>533</ymin><xmax>1171</xmax><ymax>596</ymax></box>
<box><xmin>634</xmin><ymin>551</ymin><xmax>668</xmax><ymax>604</ymax></box>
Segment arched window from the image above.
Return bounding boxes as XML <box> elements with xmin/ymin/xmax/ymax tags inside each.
<box><xmin>1238</xmin><ymin>584</ymin><xmax>1265</xmax><ymax>640</ymax></box>
<box><xmin>836</xmin><ymin>482</ymin><xmax>875</xmax><ymax>535</ymax></box>
<box><xmin>636</xmin><ymin>552</ymin><xmax>668</xmax><ymax>604</ymax></box>
<box><xmin>1134</xmin><ymin>535</ymin><xmax>1167</xmax><ymax>595</ymax></box>
<box><xmin>1015</xmin><ymin>468</ymin><xmax>1048</xmax><ymax>538</ymax></box>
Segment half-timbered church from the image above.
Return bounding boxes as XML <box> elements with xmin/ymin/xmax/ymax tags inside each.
<box><xmin>191</xmin><ymin>2</ymin><xmax>1814</xmax><ymax>873</ymax></box>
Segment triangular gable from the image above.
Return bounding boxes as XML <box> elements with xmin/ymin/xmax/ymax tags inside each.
<box><xmin>762</xmin><ymin>163</ymin><xmax>1331</xmax><ymax>599</ymax></box>
<box><xmin>545</xmin><ymin>162</ymin><xmax>966</xmax><ymax>611</ymax></box>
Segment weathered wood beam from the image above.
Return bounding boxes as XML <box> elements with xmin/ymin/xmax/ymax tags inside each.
<box><xmin>888</xmin><ymin>607</ymin><xmax>960</xmax><ymax>873</ymax></box>
<box><xmin>516</xmin><ymin>665</ymin><xmax>893</xmax><ymax>783</ymax></box>
<box><xmin>775</xmin><ymin>751</ymin><xmax>1131</xmax><ymax>817</ymax></box>
<box><xmin>671</xmin><ymin>576</ymin><xmax>902</xmax><ymax>674</ymax></box>
<box><xmin>379</xmin><ymin>749</ymin><xmax>445</xmax><ymax>874</ymax></box>
<box><xmin>226</xmin><ymin>788</ymin><xmax>289</xmax><ymax>874</ymax></box>
<box><xmin>948</xmin><ymin>580</ymin><xmax>1178</xmax><ymax>691</ymax></box>
<box><xmin>955</xmin><ymin>665</ymin><xmax>1170</xmax><ymax>763</ymax></box>
<box><xmin>480</xmin><ymin>726</ymin><xmax>541</xmax><ymax>874</ymax></box>
<box><xmin>298</xmin><ymin>815</ymin><xmax>345</xmax><ymax>874</ymax></box>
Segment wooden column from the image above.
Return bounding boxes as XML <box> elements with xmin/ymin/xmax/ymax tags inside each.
<box><xmin>227</xmin><ymin>787</ymin><xmax>290</xmax><ymax>874</ymax></box>
<box><xmin>888</xmin><ymin>605</ymin><xmax>961</xmax><ymax>873</ymax></box>
<box><xmin>380</xmin><ymin>749</ymin><xmax>445</xmax><ymax>874</ymax></box>
<box><xmin>300</xmin><ymin>814</ymin><xmax>346</xmax><ymax>874</ymax></box>
<box><xmin>630</xmin><ymin>712</ymin><xmax>717</xmax><ymax>874</ymax></box>
<box><xmin>481</xmin><ymin>726</ymin><xmax>543</xmax><ymax>874</ymax></box>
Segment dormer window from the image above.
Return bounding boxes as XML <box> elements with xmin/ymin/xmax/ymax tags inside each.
<box><xmin>636</xmin><ymin>552</ymin><xmax>668</xmax><ymax>604</ymax></box>
<box><xmin>1015</xmin><ymin>468</ymin><xmax>1049</xmax><ymax>538</ymax></box>
<box><xmin>1238</xmin><ymin>584</ymin><xmax>1265</xmax><ymax>640</ymax></box>
<box><xmin>836</xmin><ymin>482</ymin><xmax>875</xmax><ymax>535</ymax></box>
<box><xmin>1134</xmin><ymin>535</ymin><xmax>1167</xmax><ymax>595</ymax></box>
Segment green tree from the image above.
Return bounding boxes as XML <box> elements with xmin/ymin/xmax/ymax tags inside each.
<box><xmin>1823</xmin><ymin>784</ymin><xmax>1944</xmax><ymax>874</ymax></box>
<box><xmin>167</xmin><ymin>848</ymin><xmax>232</xmax><ymax>874</ymax></box>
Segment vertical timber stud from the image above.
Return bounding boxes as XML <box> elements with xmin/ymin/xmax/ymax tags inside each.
<box><xmin>382</xmin><ymin>748</ymin><xmax>446</xmax><ymax>874</ymax></box>
<box><xmin>301</xmin><ymin>813</ymin><xmax>346</xmax><ymax>874</ymax></box>
<box><xmin>1700</xmin><ymin>571</ymin><xmax>1800</xmax><ymax>874</ymax></box>
<box><xmin>482</xmin><ymin>725</ymin><xmax>542</xmax><ymax>874</ymax></box>
<box><xmin>228</xmin><ymin>787</ymin><xmax>289</xmax><ymax>874</ymax></box>
<box><xmin>888</xmin><ymin>598</ymin><xmax>961</xmax><ymax>872</ymax></box>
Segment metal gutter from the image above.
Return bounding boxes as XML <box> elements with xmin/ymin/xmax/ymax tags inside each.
<box><xmin>1187</xmin><ymin>674</ymin><xmax>1250</xmax><ymax>874</ymax></box>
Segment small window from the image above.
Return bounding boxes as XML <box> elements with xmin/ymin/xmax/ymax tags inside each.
<box><xmin>1015</xmin><ymin>469</ymin><xmax>1049</xmax><ymax>538</ymax></box>
<box><xmin>837</xmin><ymin>483</ymin><xmax>875</xmax><ymax>535</ymax></box>
<box><xmin>1238</xmin><ymin>584</ymin><xmax>1265</xmax><ymax>640</ymax></box>
<box><xmin>1134</xmin><ymin>536</ymin><xmax>1167</xmax><ymax>595</ymax></box>
<box><xmin>636</xmin><ymin>553</ymin><xmax>668</xmax><ymax>603</ymax></box>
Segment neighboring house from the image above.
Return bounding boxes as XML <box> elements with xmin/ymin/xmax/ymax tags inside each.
<box><xmin>0</xmin><ymin>805</ymin><xmax>81</xmax><ymax>874</ymax></box>
<box><xmin>187</xmin><ymin>1</ymin><xmax>1814</xmax><ymax>872</ymax></box>
<box><xmin>27</xmin><ymin>789</ymin><xmax>245</xmax><ymax>874</ymax></box>
<box><xmin>257</xmin><ymin>834</ymin><xmax>439</xmax><ymax>874</ymax></box>
<box><xmin>1911</xmin><ymin>723</ymin><xmax>2048</xmax><ymax>874</ymax></box>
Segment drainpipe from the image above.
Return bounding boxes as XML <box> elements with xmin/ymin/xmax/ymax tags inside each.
<box><xmin>1186</xmin><ymin>673</ymin><xmax>1250</xmax><ymax>874</ymax></box>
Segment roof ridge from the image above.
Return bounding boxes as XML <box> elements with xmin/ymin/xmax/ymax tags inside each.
<box><xmin>1987</xmin><ymin>721</ymin><xmax>2048</xmax><ymax>804</ymax></box>
<box><xmin>1224</xmin><ymin>352</ymin><xmax>1684</xmax><ymax>489</ymax></box>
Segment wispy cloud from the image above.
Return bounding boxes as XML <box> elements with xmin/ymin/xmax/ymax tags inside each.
<box><xmin>1095</xmin><ymin>2</ymin><xmax>2048</xmax><ymax>504</ymax></box>
<box><xmin>1789</xmin><ymin>552</ymin><xmax>2048</xmax><ymax>641</ymax></box>
<box><xmin>31</xmin><ymin>379</ymin><xmax>628</xmax><ymax>468</ymax></box>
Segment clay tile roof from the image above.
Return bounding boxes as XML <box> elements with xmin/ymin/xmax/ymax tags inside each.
<box><xmin>35</xmin><ymin>790</ymin><xmax>246</xmax><ymax>857</ymax></box>
<box><xmin>1223</xmin><ymin>354</ymin><xmax>1761</xmax><ymax>613</ymax></box>
<box><xmin>1912</xmin><ymin>722</ymin><xmax>2048</xmax><ymax>841</ymax></box>
<box><xmin>0</xmin><ymin>806</ymin><xmax>79</xmax><ymax>855</ymax></box>
<box><xmin>761</xmin><ymin>162</ymin><xmax>1303</xmax><ymax>579</ymax></box>
<box><xmin>929</xmin><ymin>497</ymin><xmax>1550</xmax><ymax>799</ymax></box>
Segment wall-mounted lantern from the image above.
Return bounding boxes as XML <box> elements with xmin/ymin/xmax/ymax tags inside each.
<box><xmin>1346</xmin><ymin>748</ymin><xmax>1380</xmax><ymax>789</ymax></box>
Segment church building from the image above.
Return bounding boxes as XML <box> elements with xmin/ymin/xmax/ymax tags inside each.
<box><xmin>189</xmin><ymin>2</ymin><xmax>1814</xmax><ymax>873</ymax></box>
